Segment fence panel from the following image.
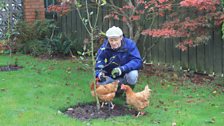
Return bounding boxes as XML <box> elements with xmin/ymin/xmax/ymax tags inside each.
<box><xmin>196</xmin><ymin>44</ymin><xmax>205</xmax><ymax>73</ymax></box>
<box><xmin>188</xmin><ymin>46</ymin><xmax>197</xmax><ymax>71</ymax></box>
<box><xmin>165</xmin><ymin>38</ymin><xmax>173</xmax><ymax>65</ymax></box>
<box><xmin>213</xmin><ymin>30</ymin><xmax>223</xmax><ymax>74</ymax></box>
<box><xmin>173</xmin><ymin>38</ymin><xmax>181</xmax><ymax>67</ymax></box>
<box><xmin>222</xmin><ymin>39</ymin><xmax>224</xmax><ymax>76</ymax></box>
<box><xmin>158</xmin><ymin>16</ymin><xmax>166</xmax><ymax>64</ymax></box>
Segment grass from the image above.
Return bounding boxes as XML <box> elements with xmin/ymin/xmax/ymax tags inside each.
<box><xmin>0</xmin><ymin>54</ymin><xmax>224</xmax><ymax>126</ymax></box>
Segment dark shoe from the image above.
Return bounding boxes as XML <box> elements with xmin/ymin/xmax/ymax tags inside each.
<box><xmin>115</xmin><ymin>88</ymin><xmax>124</xmax><ymax>97</ymax></box>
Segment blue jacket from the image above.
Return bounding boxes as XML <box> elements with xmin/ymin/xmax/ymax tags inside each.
<box><xmin>95</xmin><ymin>37</ymin><xmax>143</xmax><ymax>78</ymax></box>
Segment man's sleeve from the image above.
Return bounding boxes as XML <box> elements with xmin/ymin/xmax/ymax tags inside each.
<box><xmin>95</xmin><ymin>45</ymin><xmax>107</xmax><ymax>77</ymax></box>
<box><xmin>120</xmin><ymin>42</ymin><xmax>143</xmax><ymax>73</ymax></box>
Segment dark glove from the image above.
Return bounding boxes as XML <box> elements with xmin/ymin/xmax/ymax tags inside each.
<box><xmin>98</xmin><ymin>72</ymin><xmax>106</xmax><ymax>82</ymax></box>
<box><xmin>111</xmin><ymin>67</ymin><xmax>122</xmax><ymax>78</ymax></box>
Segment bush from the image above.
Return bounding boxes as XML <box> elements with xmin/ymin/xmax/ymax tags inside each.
<box><xmin>13</xmin><ymin>20</ymin><xmax>80</xmax><ymax>57</ymax></box>
<box><xmin>14</xmin><ymin>20</ymin><xmax>56</xmax><ymax>54</ymax></box>
<box><xmin>44</xmin><ymin>33</ymin><xmax>73</xmax><ymax>56</ymax></box>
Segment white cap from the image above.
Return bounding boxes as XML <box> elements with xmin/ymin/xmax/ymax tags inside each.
<box><xmin>106</xmin><ymin>26</ymin><xmax>123</xmax><ymax>38</ymax></box>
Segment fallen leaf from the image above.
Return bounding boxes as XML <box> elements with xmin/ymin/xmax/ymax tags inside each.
<box><xmin>0</xmin><ymin>88</ymin><xmax>6</xmax><ymax>92</ymax></box>
<box><xmin>186</xmin><ymin>99</ymin><xmax>195</xmax><ymax>103</ymax></box>
<box><xmin>58</xmin><ymin>110</ymin><xmax>62</xmax><ymax>114</ymax></box>
<box><xmin>205</xmin><ymin>117</ymin><xmax>216</xmax><ymax>123</ymax></box>
<box><xmin>172</xmin><ymin>122</ymin><xmax>176</xmax><ymax>126</ymax></box>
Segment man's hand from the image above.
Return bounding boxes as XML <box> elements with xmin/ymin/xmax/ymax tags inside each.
<box><xmin>111</xmin><ymin>67</ymin><xmax>122</xmax><ymax>78</ymax></box>
<box><xmin>98</xmin><ymin>72</ymin><xmax>106</xmax><ymax>82</ymax></box>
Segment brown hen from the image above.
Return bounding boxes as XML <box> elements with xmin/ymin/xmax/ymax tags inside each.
<box><xmin>121</xmin><ymin>84</ymin><xmax>151</xmax><ymax>117</ymax></box>
<box><xmin>90</xmin><ymin>80</ymin><xmax>119</xmax><ymax>109</ymax></box>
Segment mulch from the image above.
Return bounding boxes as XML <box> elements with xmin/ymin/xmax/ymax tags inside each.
<box><xmin>63</xmin><ymin>102</ymin><xmax>137</xmax><ymax>120</ymax></box>
<box><xmin>0</xmin><ymin>65</ymin><xmax>23</xmax><ymax>72</ymax></box>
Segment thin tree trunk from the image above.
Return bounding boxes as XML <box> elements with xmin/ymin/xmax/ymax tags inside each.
<box><xmin>90</xmin><ymin>31</ymin><xmax>100</xmax><ymax>110</ymax></box>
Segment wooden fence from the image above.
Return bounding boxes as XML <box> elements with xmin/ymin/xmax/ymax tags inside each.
<box><xmin>139</xmin><ymin>30</ymin><xmax>224</xmax><ymax>77</ymax></box>
<box><xmin>44</xmin><ymin>1</ymin><xmax>224</xmax><ymax>76</ymax></box>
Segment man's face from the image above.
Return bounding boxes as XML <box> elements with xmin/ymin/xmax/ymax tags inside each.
<box><xmin>108</xmin><ymin>36</ymin><xmax>122</xmax><ymax>49</ymax></box>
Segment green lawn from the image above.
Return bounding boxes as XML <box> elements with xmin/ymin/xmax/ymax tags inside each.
<box><xmin>0</xmin><ymin>54</ymin><xmax>223</xmax><ymax>126</ymax></box>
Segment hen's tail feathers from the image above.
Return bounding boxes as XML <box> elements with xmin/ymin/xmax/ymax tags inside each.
<box><xmin>144</xmin><ymin>85</ymin><xmax>152</xmax><ymax>99</ymax></box>
<box><xmin>145</xmin><ymin>85</ymin><xmax>152</xmax><ymax>92</ymax></box>
<box><xmin>90</xmin><ymin>82</ymin><xmax>94</xmax><ymax>90</ymax></box>
<box><xmin>90</xmin><ymin>82</ymin><xmax>99</xmax><ymax>90</ymax></box>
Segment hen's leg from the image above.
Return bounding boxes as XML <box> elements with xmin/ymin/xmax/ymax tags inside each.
<box><xmin>136</xmin><ymin>112</ymin><xmax>141</xmax><ymax>117</ymax></box>
<box><xmin>136</xmin><ymin>111</ymin><xmax>145</xmax><ymax>117</ymax></box>
<box><xmin>101</xmin><ymin>102</ymin><xmax>105</xmax><ymax>108</ymax></box>
<box><xmin>110</xmin><ymin>102</ymin><xmax>115</xmax><ymax>109</ymax></box>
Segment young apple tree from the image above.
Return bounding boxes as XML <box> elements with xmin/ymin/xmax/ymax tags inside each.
<box><xmin>48</xmin><ymin>0</ymin><xmax>107</xmax><ymax>110</ymax></box>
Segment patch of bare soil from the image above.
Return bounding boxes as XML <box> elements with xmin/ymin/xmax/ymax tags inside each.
<box><xmin>189</xmin><ymin>73</ymin><xmax>214</xmax><ymax>85</ymax></box>
<box><xmin>142</xmin><ymin>63</ymin><xmax>214</xmax><ymax>85</ymax></box>
<box><xmin>63</xmin><ymin>102</ymin><xmax>137</xmax><ymax>120</ymax></box>
<box><xmin>0</xmin><ymin>65</ymin><xmax>23</xmax><ymax>71</ymax></box>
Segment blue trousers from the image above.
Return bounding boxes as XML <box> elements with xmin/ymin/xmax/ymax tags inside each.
<box><xmin>98</xmin><ymin>70</ymin><xmax>139</xmax><ymax>85</ymax></box>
